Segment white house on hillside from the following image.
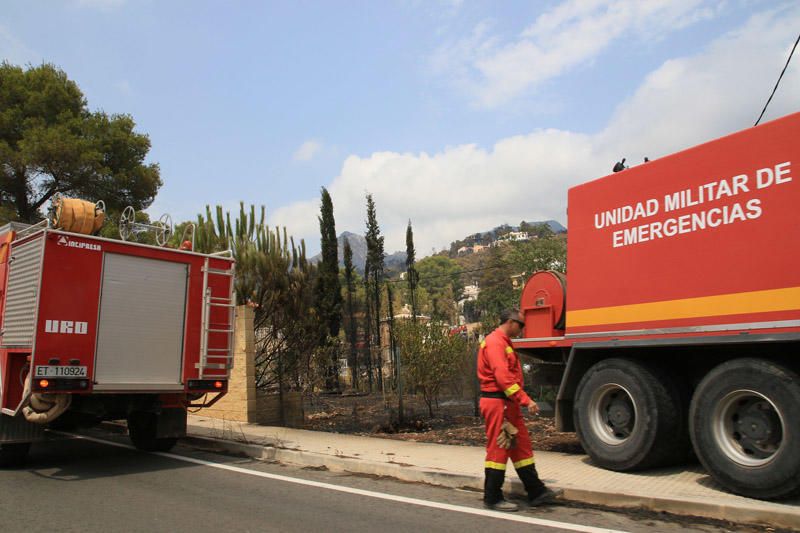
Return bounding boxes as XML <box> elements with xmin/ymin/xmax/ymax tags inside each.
<box><xmin>498</xmin><ymin>231</ymin><xmax>529</xmax><ymax>242</ymax></box>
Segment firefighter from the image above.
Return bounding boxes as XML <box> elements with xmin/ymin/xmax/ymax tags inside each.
<box><xmin>478</xmin><ymin>308</ymin><xmax>562</xmax><ymax>511</ymax></box>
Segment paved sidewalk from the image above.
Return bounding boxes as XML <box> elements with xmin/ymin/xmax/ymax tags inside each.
<box><xmin>186</xmin><ymin>415</ymin><xmax>800</xmax><ymax>530</ymax></box>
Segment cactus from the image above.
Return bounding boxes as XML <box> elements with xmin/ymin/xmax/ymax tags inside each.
<box><xmin>192</xmin><ymin>202</ymin><xmax>310</xmax><ymax>306</ymax></box>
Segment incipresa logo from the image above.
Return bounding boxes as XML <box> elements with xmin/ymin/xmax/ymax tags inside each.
<box><xmin>57</xmin><ymin>235</ymin><xmax>101</xmax><ymax>252</ymax></box>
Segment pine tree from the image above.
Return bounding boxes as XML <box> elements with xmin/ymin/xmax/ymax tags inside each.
<box><xmin>364</xmin><ymin>193</ymin><xmax>385</xmax><ymax>390</ymax></box>
<box><xmin>0</xmin><ymin>63</ymin><xmax>161</xmax><ymax>223</ymax></box>
<box><xmin>343</xmin><ymin>238</ymin><xmax>358</xmax><ymax>390</ymax></box>
<box><xmin>315</xmin><ymin>187</ymin><xmax>342</xmax><ymax>391</ymax></box>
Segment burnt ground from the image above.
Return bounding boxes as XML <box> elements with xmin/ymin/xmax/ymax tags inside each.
<box><xmin>303</xmin><ymin>393</ymin><xmax>583</xmax><ymax>454</ymax></box>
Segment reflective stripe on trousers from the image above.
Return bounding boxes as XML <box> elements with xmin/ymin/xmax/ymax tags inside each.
<box><xmin>480</xmin><ymin>397</ymin><xmax>534</xmax><ymax>469</ymax></box>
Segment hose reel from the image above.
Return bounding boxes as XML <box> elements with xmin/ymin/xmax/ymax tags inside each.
<box><xmin>49</xmin><ymin>195</ymin><xmax>105</xmax><ymax>235</ymax></box>
<box><xmin>119</xmin><ymin>206</ymin><xmax>173</xmax><ymax>247</ymax></box>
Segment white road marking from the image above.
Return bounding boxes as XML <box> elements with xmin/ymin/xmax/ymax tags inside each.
<box><xmin>64</xmin><ymin>432</ymin><xmax>628</xmax><ymax>533</ymax></box>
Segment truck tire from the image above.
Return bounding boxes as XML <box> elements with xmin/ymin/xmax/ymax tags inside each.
<box><xmin>0</xmin><ymin>442</ymin><xmax>31</xmax><ymax>468</ymax></box>
<box><xmin>574</xmin><ymin>358</ymin><xmax>689</xmax><ymax>471</ymax></box>
<box><xmin>689</xmin><ymin>358</ymin><xmax>800</xmax><ymax>500</ymax></box>
<box><xmin>128</xmin><ymin>413</ymin><xmax>178</xmax><ymax>453</ymax></box>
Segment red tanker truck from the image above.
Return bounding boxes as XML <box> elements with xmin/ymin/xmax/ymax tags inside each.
<box><xmin>515</xmin><ymin>111</ymin><xmax>800</xmax><ymax>500</ymax></box>
<box><xmin>0</xmin><ymin>209</ymin><xmax>234</xmax><ymax>465</ymax></box>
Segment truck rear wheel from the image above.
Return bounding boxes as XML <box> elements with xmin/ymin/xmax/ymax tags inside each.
<box><xmin>128</xmin><ymin>412</ymin><xmax>178</xmax><ymax>453</ymax></box>
<box><xmin>574</xmin><ymin>358</ymin><xmax>689</xmax><ymax>471</ymax></box>
<box><xmin>0</xmin><ymin>442</ymin><xmax>31</xmax><ymax>468</ymax></box>
<box><xmin>689</xmin><ymin>358</ymin><xmax>800</xmax><ymax>500</ymax></box>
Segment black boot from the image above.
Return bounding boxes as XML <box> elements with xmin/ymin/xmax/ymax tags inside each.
<box><xmin>517</xmin><ymin>464</ymin><xmax>562</xmax><ymax>507</ymax></box>
<box><xmin>516</xmin><ymin>464</ymin><xmax>546</xmax><ymax>498</ymax></box>
<box><xmin>483</xmin><ymin>468</ymin><xmax>518</xmax><ymax>511</ymax></box>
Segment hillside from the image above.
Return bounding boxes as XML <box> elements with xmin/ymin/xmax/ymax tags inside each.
<box><xmin>310</xmin><ymin>231</ymin><xmax>405</xmax><ymax>275</ymax></box>
<box><xmin>447</xmin><ymin>219</ymin><xmax>565</xmax><ymax>257</ymax></box>
<box><xmin>310</xmin><ymin>219</ymin><xmax>565</xmax><ymax>274</ymax></box>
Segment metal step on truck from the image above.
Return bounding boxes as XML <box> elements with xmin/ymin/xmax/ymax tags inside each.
<box><xmin>515</xmin><ymin>111</ymin><xmax>800</xmax><ymax>500</ymax></box>
<box><xmin>0</xmin><ymin>199</ymin><xmax>235</xmax><ymax>465</ymax></box>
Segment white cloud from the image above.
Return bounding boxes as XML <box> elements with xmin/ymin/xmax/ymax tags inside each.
<box><xmin>293</xmin><ymin>140</ymin><xmax>322</xmax><ymax>162</ymax></box>
<box><xmin>272</xmin><ymin>5</ymin><xmax>800</xmax><ymax>257</ymax></box>
<box><xmin>432</xmin><ymin>0</ymin><xmax>722</xmax><ymax>108</ymax></box>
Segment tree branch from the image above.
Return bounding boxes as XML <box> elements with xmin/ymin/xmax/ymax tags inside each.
<box><xmin>31</xmin><ymin>184</ymin><xmax>59</xmax><ymax>212</ymax></box>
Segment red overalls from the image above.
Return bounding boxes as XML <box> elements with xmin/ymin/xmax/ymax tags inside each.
<box><xmin>477</xmin><ymin>328</ymin><xmax>535</xmax><ymax>471</ymax></box>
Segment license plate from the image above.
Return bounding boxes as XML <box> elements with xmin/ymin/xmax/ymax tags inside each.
<box><xmin>34</xmin><ymin>365</ymin><xmax>88</xmax><ymax>378</ymax></box>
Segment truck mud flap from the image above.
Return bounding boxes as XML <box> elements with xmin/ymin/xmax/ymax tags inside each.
<box><xmin>155</xmin><ymin>408</ymin><xmax>187</xmax><ymax>439</ymax></box>
<box><xmin>0</xmin><ymin>413</ymin><xmax>46</xmax><ymax>444</ymax></box>
<box><xmin>129</xmin><ymin>408</ymin><xmax>187</xmax><ymax>440</ymax></box>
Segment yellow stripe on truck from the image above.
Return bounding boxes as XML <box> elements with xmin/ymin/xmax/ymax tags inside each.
<box><xmin>567</xmin><ymin>286</ymin><xmax>800</xmax><ymax>327</ymax></box>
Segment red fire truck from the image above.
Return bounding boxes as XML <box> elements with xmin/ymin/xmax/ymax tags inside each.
<box><xmin>0</xmin><ymin>214</ymin><xmax>234</xmax><ymax>465</ymax></box>
<box><xmin>515</xmin><ymin>111</ymin><xmax>800</xmax><ymax>499</ymax></box>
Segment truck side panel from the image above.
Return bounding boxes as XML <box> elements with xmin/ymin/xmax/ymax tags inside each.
<box><xmin>567</xmin><ymin>112</ymin><xmax>800</xmax><ymax>335</ymax></box>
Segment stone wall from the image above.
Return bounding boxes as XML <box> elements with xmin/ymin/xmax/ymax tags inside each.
<box><xmin>256</xmin><ymin>391</ymin><xmax>304</xmax><ymax>427</ymax></box>
<box><xmin>197</xmin><ymin>305</ymin><xmax>257</xmax><ymax>423</ymax></box>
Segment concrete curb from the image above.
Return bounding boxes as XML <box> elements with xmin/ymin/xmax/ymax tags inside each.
<box><xmin>180</xmin><ymin>433</ymin><xmax>800</xmax><ymax>531</ymax></box>
<box><xmin>182</xmin><ymin>435</ymin><xmax>481</xmax><ymax>490</ymax></box>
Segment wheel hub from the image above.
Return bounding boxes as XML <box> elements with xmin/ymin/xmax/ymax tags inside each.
<box><xmin>736</xmin><ymin>403</ymin><xmax>774</xmax><ymax>440</ymax></box>
<box><xmin>608</xmin><ymin>398</ymin><xmax>633</xmax><ymax>428</ymax></box>
<box><xmin>588</xmin><ymin>384</ymin><xmax>637</xmax><ymax>445</ymax></box>
<box><xmin>714</xmin><ymin>391</ymin><xmax>784</xmax><ymax>466</ymax></box>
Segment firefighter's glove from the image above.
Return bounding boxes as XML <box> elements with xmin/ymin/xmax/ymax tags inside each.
<box><xmin>496</xmin><ymin>420</ymin><xmax>519</xmax><ymax>449</ymax></box>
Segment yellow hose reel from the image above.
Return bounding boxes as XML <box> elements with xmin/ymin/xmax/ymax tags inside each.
<box><xmin>50</xmin><ymin>196</ymin><xmax>106</xmax><ymax>235</ymax></box>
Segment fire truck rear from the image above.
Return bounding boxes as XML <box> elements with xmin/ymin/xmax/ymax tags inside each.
<box><xmin>515</xmin><ymin>111</ymin><xmax>800</xmax><ymax>499</ymax></box>
<box><xmin>0</xmin><ymin>207</ymin><xmax>234</xmax><ymax>465</ymax></box>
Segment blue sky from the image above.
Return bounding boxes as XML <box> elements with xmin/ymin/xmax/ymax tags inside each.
<box><xmin>2</xmin><ymin>1</ymin><xmax>799</xmax><ymax>255</ymax></box>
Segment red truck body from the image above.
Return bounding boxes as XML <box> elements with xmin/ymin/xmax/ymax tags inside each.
<box><xmin>514</xmin><ymin>112</ymin><xmax>800</xmax><ymax>500</ymax></box>
<box><xmin>0</xmin><ymin>223</ymin><xmax>234</xmax><ymax>455</ymax></box>
<box><xmin>518</xmin><ymin>111</ymin><xmax>800</xmax><ymax>347</ymax></box>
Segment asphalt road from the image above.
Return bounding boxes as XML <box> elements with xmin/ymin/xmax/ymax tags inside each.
<box><xmin>0</xmin><ymin>431</ymin><xmax>766</xmax><ymax>533</ymax></box>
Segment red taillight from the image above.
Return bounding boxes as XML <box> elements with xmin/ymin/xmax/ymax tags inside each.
<box><xmin>38</xmin><ymin>379</ymin><xmax>50</xmax><ymax>388</ymax></box>
<box><xmin>187</xmin><ymin>379</ymin><xmax>226</xmax><ymax>390</ymax></box>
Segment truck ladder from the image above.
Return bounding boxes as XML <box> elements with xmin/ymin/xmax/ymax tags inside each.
<box><xmin>197</xmin><ymin>258</ymin><xmax>236</xmax><ymax>380</ymax></box>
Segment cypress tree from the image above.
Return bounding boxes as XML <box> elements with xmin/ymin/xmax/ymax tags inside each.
<box><xmin>405</xmin><ymin>220</ymin><xmax>418</xmax><ymax>322</ymax></box>
<box><xmin>364</xmin><ymin>193</ymin><xmax>385</xmax><ymax>391</ymax></box>
<box><xmin>343</xmin><ymin>238</ymin><xmax>358</xmax><ymax>390</ymax></box>
<box><xmin>387</xmin><ymin>280</ymin><xmax>403</xmax><ymax>422</ymax></box>
<box><xmin>363</xmin><ymin>260</ymin><xmax>374</xmax><ymax>391</ymax></box>
<box><xmin>315</xmin><ymin>187</ymin><xmax>342</xmax><ymax>390</ymax></box>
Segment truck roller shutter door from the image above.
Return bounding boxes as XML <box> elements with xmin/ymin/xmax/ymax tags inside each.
<box><xmin>94</xmin><ymin>253</ymin><xmax>187</xmax><ymax>389</ymax></box>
